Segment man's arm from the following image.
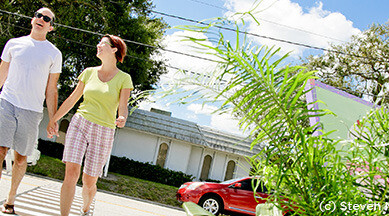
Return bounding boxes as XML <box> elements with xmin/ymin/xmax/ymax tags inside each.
<box><xmin>45</xmin><ymin>73</ymin><xmax>60</xmax><ymax>120</ymax></box>
<box><xmin>0</xmin><ymin>60</ymin><xmax>10</xmax><ymax>89</ymax></box>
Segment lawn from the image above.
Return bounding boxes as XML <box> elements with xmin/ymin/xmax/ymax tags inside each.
<box><xmin>26</xmin><ymin>155</ymin><xmax>181</xmax><ymax>207</ymax></box>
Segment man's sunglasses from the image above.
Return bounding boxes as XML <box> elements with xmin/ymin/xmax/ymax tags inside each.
<box><xmin>34</xmin><ymin>12</ymin><xmax>54</xmax><ymax>25</ymax></box>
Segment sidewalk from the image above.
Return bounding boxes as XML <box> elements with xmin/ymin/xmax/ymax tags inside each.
<box><xmin>0</xmin><ymin>171</ymin><xmax>186</xmax><ymax>216</ymax></box>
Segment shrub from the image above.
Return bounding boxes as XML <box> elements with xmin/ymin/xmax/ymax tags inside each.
<box><xmin>37</xmin><ymin>139</ymin><xmax>194</xmax><ymax>187</ymax></box>
<box><xmin>109</xmin><ymin>156</ymin><xmax>194</xmax><ymax>187</ymax></box>
<box><xmin>37</xmin><ymin>139</ymin><xmax>64</xmax><ymax>159</ymax></box>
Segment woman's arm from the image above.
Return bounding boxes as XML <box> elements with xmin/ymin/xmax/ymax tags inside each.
<box><xmin>115</xmin><ymin>88</ymin><xmax>132</xmax><ymax>128</ymax></box>
<box><xmin>47</xmin><ymin>81</ymin><xmax>85</xmax><ymax>138</ymax></box>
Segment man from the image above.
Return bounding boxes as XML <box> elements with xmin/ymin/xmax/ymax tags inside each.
<box><xmin>0</xmin><ymin>8</ymin><xmax>62</xmax><ymax>214</ymax></box>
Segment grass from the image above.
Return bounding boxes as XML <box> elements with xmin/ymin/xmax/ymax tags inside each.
<box><xmin>26</xmin><ymin>155</ymin><xmax>181</xmax><ymax>208</ymax></box>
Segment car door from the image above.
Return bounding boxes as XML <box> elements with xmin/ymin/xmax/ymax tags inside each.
<box><xmin>226</xmin><ymin>179</ymin><xmax>268</xmax><ymax>214</ymax></box>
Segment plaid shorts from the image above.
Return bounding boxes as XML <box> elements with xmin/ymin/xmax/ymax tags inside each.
<box><xmin>63</xmin><ymin>113</ymin><xmax>115</xmax><ymax>177</ymax></box>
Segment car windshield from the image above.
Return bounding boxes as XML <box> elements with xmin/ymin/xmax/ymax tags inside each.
<box><xmin>221</xmin><ymin>177</ymin><xmax>248</xmax><ymax>184</ymax></box>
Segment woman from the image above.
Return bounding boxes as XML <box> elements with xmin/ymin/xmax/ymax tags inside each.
<box><xmin>47</xmin><ymin>34</ymin><xmax>133</xmax><ymax>216</ymax></box>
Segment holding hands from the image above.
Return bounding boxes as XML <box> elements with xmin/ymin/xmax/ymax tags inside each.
<box><xmin>47</xmin><ymin>120</ymin><xmax>59</xmax><ymax>138</ymax></box>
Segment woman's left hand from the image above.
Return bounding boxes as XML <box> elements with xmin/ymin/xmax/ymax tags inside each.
<box><xmin>115</xmin><ymin>116</ymin><xmax>126</xmax><ymax>128</ymax></box>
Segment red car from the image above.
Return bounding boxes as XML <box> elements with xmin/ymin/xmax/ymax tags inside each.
<box><xmin>176</xmin><ymin>176</ymin><xmax>270</xmax><ymax>215</ymax></box>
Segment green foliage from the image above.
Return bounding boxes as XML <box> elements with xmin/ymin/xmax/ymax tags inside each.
<box><xmin>109</xmin><ymin>156</ymin><xmax>194</xmax><ymax>187</ymax></box>
<box><xmin>0</xmin><ymin>0</ymin><xmax>168</xmax><ymax>103</ymax></box>
<box><xmin>302</xmin><ymin>22</ymin><xmax>389</xmax><ymax>106</ymax></box>
<box><xmin>36</xmin><ymin>139</ymin><xmax>194</xmax><ymax>187</ymax></box>
<box><xmin>37</xmin><ymin>138</ymin><xmax>64</xmax><ymax>159</ymax></box>
<box><xmin>160</xmin><ymin>13</ymin><xmax>389</xmax><ymax>216</ymax></box>
<box><xmin>347</xmin><ymin>108</ymin><xmax>389</xmax><ymax>203</ymax></box>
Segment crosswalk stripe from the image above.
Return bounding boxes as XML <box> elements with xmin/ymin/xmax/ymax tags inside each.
<box><xmin>0</xmin><ymin>185</ymin><xmax>95</xmax><ymax>216</ymax></box>
<box><xmin>32</xmin><ymin>188</ymin><xmax>83</xmax><ymax>203</ymax></box>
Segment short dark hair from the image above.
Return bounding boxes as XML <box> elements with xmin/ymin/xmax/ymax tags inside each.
<box><xmin>103</xmin><ymin>34</ymin><xmax>127</xmax><ymax>63</ymax></box>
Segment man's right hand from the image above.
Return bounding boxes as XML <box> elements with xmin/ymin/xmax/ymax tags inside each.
<box><xmin>46</xmin><ymin>121</ymin><xmax>59</xmax><ymax>138</ymax></box>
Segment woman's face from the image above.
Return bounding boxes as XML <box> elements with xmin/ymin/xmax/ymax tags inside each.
<box><xmin>96</xmin><ymin>37</ymin><xmax>115</xmax><ymax>59</ymax></box>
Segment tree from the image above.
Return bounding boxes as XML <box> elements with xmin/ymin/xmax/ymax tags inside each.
<box><xmin>0</xmin><ymin>0</ymin><xmax>168</xmax><ymax>103</ymax></box>
<box><xmin>302</xmin><ymin>22</ymin><xmax>389</xmax><ymax>106</ymax></box>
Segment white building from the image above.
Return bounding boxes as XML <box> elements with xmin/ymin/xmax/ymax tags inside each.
<box><xmin>39</xmin><ymin>108</ymin><xmax>261</xmax><ymax>181</ymax></box>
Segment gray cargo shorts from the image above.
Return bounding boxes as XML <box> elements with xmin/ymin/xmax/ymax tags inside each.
<box><xmin>0</xmin><ymin>99</ymin><xmax>43</xmax><ymax>156</ymax></box>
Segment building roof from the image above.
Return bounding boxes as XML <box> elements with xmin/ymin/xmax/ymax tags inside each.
<box><xmin>124</xmin><ymin>108</ymin><xmax>262</xmax><ymax>157</ymax></box>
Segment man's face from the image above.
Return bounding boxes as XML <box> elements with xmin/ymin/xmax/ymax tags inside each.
<box><xmin>31</xmin><ymin>9</ymin><xmax>54</xmax><ymax>33</ymax></box>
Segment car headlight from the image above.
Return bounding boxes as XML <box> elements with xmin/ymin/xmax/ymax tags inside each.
<box><xmin>179</xmin><ymin>184</ymin><xmax>188</xmax><ymax>189</ymax></box>
<box><xmin>187</xmin><ymin>182</ymin><xmax>204</xmax><ymax>190</ymax></box>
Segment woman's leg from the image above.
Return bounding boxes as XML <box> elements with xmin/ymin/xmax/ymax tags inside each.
<box><xmin>81</xmin><ymin>173</ymin><xmax>98</xmax><ymax>213</ymax></box>
<box><xmin>60</xmin><ymin>162</ymin><xmax>81</xmax><ymax>216</ymax></box>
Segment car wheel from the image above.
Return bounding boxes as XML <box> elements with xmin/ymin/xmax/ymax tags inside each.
<box><xmin>199</xmin><ymin>195</ymin><xmax>223</xmax><ymax>215</ymax></box>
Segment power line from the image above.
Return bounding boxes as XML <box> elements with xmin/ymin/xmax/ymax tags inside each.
<box><xmin>187</xmin><ymin>0</ymin><xmax>226</xmax><ymax>11</ymax></box>
<box><xmin>88</xmin><ymin>1</ymin><xmax>384</xmax><ymax>63</ymax></box>
<box><xmin>185</xmin><ymin>0</ymin><xmax>347</xmax><ymax>43</ymax></box>
<box><xmin>84</xmin><ymin>2</ymin><xmax>380</xmax><ymax>63</ymax></box>
<box><xmin>0</xmin><ymin>19</ymin><xmax>213</xmax><ymax>83</ymax></box>
<box><xmin>151</xmin><ymin>10</ymin><xmax>375</xmax><ymax>61</ymax></box>
<box><xmin>1</xmin><ymin>8</ymin><xmax>388</xmax><ymax>99</ymax></box>
<box><xmin>1</xmin><ymin>20</ymin><xmax>386</xmax><ymax>100</ymax></box>
<box><xmin>0</xmin><ymin>9</ymin><xmax>221</xmax><ymax>64</ymax></box>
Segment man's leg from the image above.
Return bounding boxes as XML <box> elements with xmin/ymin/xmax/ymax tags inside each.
<box><xmin>81</xmin><ymin>173</ymin><xmax>98</xmax><ymax>213</ymax></box>
<box><xmin>0</xmin><ymin>99</ymin><xmax>16</xmax><ymax>180</ymax></box>
<box><xmin>5</xmin><ymin>151</ymin><xmax>27</xmax><ymax>206</ymax></box>
<box><xmin>61</xmin><ymin>162</ymin><xmax>81</xmax><ymax>216</ymax></box>
<box><xmin>0</xmin><ymin>146</ymin><xmax>8</xmax><ymax>179</ymax></box>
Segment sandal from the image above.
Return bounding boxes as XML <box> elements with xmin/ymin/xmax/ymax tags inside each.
<box><xmin>1</xmin><ymin>203</ymin><xmax>15</xmax><ymax>214</ymax></box>
<box><xmin>80</xmin><ymin>208</ymin><xmax>92</xmax><ymax>216</ymax></box>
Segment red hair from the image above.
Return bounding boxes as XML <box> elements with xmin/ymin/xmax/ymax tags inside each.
<box><xmin>103</xmin><ymin>34</ymin><xmax>127</xmax><ymax>63</ymax></box>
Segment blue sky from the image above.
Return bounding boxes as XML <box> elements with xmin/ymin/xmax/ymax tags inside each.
<box><xmin>142</xmin><ymin>0</ymin><xmax>389</xmax><ymax>136</ymax></box>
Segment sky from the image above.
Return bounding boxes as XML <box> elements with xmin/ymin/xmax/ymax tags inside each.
<box><xmin>140</xmin><ymin>0</ymin><xmax>389</xmax><ymax>136</ymax></box>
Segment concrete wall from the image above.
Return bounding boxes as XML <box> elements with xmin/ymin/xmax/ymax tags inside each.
<box><xmin>166</xmin><ymin>140</ymin><xmax>191</xmax><ymax>172</ymax></box>
<box><xmin>186</xmin><ymin>146</ymin><xmax>203</xmax><ymax>179</ymax></box>
<box><xmin>112</xmin><ymin>128</ymin><xmax>158</xmax><ymax>164</ymax></box>
<box><xmin>235</xmin><ymin>157</ymin><xmax>251</xmax><ymax>177</ymax></box>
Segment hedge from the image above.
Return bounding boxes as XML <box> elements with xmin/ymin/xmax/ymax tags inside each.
<box><xmin>37</xmin><ymin>139</ymin><xmax>194</xmax><ymax>187</ymax></box>
<box><xmin>109</xmin><ymin>156</ymin><xmax>194</xmax><ymax>187</ymax></box>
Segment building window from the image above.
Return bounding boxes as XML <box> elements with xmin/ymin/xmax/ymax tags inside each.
<box><xmin>56</xmin><ymin>119</ymin><xmax>70</xmax><ymax>144</ymax></box>
<box><xmin>224</xmin><ymin>160</ymin><xmax>236</xmax><ymax>181</ymax></box>
<box><xmin>200</xmin><ymin>155</ymin><xmax>212</xmax><ymax>181</ymax></box>
<box><xmin>156</xmin><ymin>143</ymin><xmax>169</xmax><ymax>167</ymax></box>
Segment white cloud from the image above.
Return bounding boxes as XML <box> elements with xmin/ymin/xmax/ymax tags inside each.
<box><xmin>187</xmin><ymin>103</ymin><xmax>218</xmax><ymax>115</ymax></box>
<box><xmin>185</xmin><ymin>113</ymin><xmax>199</xmax><ymax>121</ymax></box>
<box><xmin>157</xmin><ymin>30</ymin><xmax>221</xmax><ymax>89</ymax></box>
<box><xmin>138</xmin><ymin>94</ymin><xmax>171</xmax><ymax>112</ymax></box>
<box><xmin>210</xmin><ymin>113</ymin><xmax>247</xmax><ymax>135</ymax></box>
<box><xmin>224</xmin><ymin>0</ymin><xmax>361</xmax><ymax>56</ymax></box>
<box><xmin>187</xmin><ymin>103</ymin><xmax>248</xmax><ymax>135</ymax></box>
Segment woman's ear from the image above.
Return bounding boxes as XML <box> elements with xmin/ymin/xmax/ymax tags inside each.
<box><xmin>112</xmin><ymin>47</ymin><xmax>118</xmax><ymax>54</ymax></box>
